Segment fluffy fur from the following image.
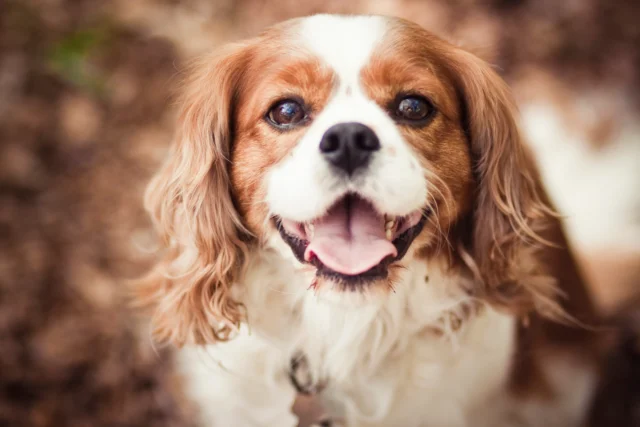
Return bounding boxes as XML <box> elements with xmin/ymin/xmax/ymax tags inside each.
<box><xmin>136</xmin><ymin>14</ymin><xmax>602</xmax><ymax>427</ymax></box>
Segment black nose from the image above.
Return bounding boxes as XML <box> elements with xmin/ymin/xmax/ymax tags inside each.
<box><xmin>319</xmin><ymin>122</ymin><xmax>380</xmax><ymax>175</ymax></box>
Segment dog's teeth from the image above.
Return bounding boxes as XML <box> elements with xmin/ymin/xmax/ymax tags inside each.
<box><xmin>384</xmin><ymin>216</ymin><xmax>397</xmax><ymax>240</ymax></box>
<box><xmin>385</xmin><ymin>228</ymin><xmax>394</xmax><ymax>241</ymax></box>
<box><xmin>305</xmin><ymin>223</ymin><xmax>314</xmax><ymax>239</ymax></box>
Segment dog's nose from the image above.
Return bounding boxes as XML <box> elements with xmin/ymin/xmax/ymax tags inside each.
<box><xmin>319</xmin><ymin>122</ymin><xmax>380</xmax><ymax>175</ymax></box>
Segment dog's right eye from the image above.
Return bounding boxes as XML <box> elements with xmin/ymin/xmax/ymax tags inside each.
<box><xmin>266</xmin><ymin>99</ymin><xmax>306</xmax><ymax>129</ymax></box>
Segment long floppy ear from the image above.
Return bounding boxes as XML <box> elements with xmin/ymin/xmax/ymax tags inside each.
<box><xmin>135</xmin><ymin>43</ymin><xmax>253</xmax><ymax>346</ymax></box>
<box><xmin>443</xmin><ymin>48</ymin><xmax>565</xmax><ymax>316</ymax></box>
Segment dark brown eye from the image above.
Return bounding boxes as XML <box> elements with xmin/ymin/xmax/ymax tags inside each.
<box><xmin>395</xmin><ymin>96</ymin><xmax>434</xmax><ymax>123</ymax></box>
<box><xmin>266</xmin><ymin>99</ymin><xmax>306</xmax><ymax>128</ymax></box>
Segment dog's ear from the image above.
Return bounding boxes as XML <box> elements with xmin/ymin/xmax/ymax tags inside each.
<box><xmin>135</xmin><ymin>43</ymin><xmax>254</xmax><ymax>346</ymax></box>
<box><xmin>443</xmin><ymin>48</ymin><xmax>563</xmax><ymax>315</ymax></box>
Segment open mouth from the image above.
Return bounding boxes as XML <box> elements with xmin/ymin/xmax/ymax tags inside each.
<box><xmin>274</xmin><ymin>194</ymin><xmax>428</xmax><ymax>286</ymax></box>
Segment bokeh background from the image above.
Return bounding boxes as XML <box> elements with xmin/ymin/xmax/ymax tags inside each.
<box><xmin>1</xmin><ymin>1</ymin><xmax>638</xmax><ymax>426</ymax></box>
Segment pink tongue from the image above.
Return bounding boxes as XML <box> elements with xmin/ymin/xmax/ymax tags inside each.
<box><xmin>304</xmin><ymin>197</ymin><xmax>397</xmax><ymax>275</ymax></box>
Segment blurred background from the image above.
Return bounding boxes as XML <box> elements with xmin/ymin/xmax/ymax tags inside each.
<box><xmin>0</xmin><ymin>1</ymin><xmax>638</xmax><ymax>426</ymax></box>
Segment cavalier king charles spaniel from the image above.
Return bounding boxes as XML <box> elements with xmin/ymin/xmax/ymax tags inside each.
<box><xmin>137</xmin><ymin>14</ymin><xmax>602</xmax><ymax>427</ymax></box>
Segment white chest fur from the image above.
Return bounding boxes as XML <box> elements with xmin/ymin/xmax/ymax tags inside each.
<box><xmin>177</xmin><ymin>249</ymin><xmax>517</xmax><ymax>427</ymax></box>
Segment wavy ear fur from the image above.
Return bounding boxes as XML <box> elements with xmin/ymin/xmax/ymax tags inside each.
<box><xmin>443</xmin><ymin>48</ymin><xmax>567</xmax><ymax>317</ymax></box>
<box><xmin>135</xmin><ymin>43</ymin><xmax>253</xmax><ymax>346</ymax></box>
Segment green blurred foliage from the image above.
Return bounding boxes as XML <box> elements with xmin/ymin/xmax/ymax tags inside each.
<box><xmin>46</xmin><ymin>25</ymin><xmax>112</xmax><ymax>96</ymax></box>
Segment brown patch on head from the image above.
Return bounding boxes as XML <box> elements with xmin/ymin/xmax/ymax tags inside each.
<box><xmin>232</xmin><ymin>54</ymin><xmax>335</xmax><ymax>233</ymax></box>
<box><xmin>360</xmin><ymin>21</ymin><xmax>474</xmax><ymax>257</ymax></box>
<box><xmin>362</xmin><ymin>18</ymin><xmax>583</xmax><ymax>321</ymax></box>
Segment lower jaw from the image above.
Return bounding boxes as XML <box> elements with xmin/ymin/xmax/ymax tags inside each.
<box><xmin>310</xmin><ymin>257</ymin><xmax>391</xmax><ymax>291</ymax></box>
<box><xmin>301</xmin><ymin>271</ymin><xmax>395</xmax><ymax>304</ymax></box>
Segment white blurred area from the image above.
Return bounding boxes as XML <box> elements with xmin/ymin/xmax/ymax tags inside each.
<box><xmin>521</xmin><ymin>89</ymin><xmax>639</xmax><ymax>250</ymax></box>
<box><xmin>520</xmin><ymin>85</ymin><xmax>640</xmax><ymax>313</ymax></box>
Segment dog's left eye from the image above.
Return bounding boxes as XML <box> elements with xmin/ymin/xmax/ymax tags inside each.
<box><xmin>395</xmin><ymin>96</ymin><xmax>434</xmax><ymax>122</ymax></box>
<box><xmin>266</xmin><ymin>99</ymin><xmax>306</xmax><ymax>128</ymax></box>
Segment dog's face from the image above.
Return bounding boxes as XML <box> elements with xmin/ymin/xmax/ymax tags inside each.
<box><xmin>141</xmin><ymin>15</ymin><xmax>549</xmax><ymax>344</ymax></box>
<box><xmin>231</xmin><ymin>16</ymin><xmax>472</xmax><ymax>292</ymax></box>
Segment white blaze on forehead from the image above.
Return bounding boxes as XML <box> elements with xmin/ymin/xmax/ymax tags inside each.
<box><xmin>299</xmin><ymin>15</ymin><xmax>388</xmax><ymax>90</ymax></box>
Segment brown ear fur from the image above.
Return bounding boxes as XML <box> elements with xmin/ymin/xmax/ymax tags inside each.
<box><xmin>443</xmin><ymin>48</ymin><xmax>567</xmax><ymax>318</ymax></box>
<box><xmin>135</xmin><ymin>43</ymin><xmax>254</xmax><ymax>346</ymax></box>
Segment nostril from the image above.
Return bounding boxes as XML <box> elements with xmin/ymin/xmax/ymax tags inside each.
<box><xmin>320</xmin><ymin>132</ymin><xmax>340</xmax><ymax>153</ymax></box>
<box><xmin>354</xmin><ymin>130</ymin><xmax>380</xmax><ymax>151</ymax></box>
<box><xmin>354</xmin><ymin>132</ymin><xmax>365</xmax><ymax>149</ymax></box>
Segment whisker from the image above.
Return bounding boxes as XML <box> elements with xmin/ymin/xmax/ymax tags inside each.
<box><xmin>422</xmin><ymin>169</ymin><xmax>455</xmax><ymax>255</ymax></box>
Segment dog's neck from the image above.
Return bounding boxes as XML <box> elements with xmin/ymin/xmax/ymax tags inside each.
<box><xmin>238</xmin><ymin>243</ymin><xmax>486</xmax><ymax>384</ymax></box>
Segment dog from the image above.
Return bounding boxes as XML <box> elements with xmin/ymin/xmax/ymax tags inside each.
<box><xmin>136</xmin><ymin>14</ymin><xmax>603</xmax><ymax>427</ymax></box>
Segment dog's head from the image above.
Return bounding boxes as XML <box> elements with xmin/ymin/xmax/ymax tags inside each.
<box><xmin>139</xmin><ymin>15</ymin><xmax>553</xmax><ymax>345</ymax></box>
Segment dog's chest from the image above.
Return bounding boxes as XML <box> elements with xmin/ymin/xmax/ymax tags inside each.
<box><xmin>291</xmin><ymin>306</ymin><xmax>517</xmax><ymax>426</ymax></box>
<box><xmin>263</xmin><ymin>259</ymin><xmax>518</xmax><ymax>426</ymax></box>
